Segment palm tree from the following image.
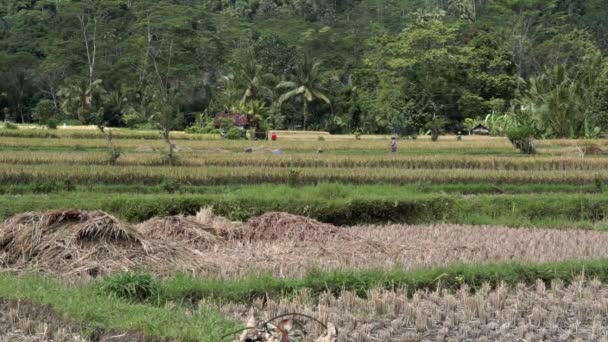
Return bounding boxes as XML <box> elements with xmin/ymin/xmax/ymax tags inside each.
<box><xmin>277</xmin><ymin>55</ymin><xmax>330</xmax><ymax>130</ymax></box>
<box><xmin>57</xmin><ymin>78</ymin><xmax>105</xmax><ymax>124</ymax></box>
<box><xmin>238</xmin><ymin>58</ymin><xmax>277</xmax><ymax>103</ymax></box>
<box><xmin>524</xmin><ymin>65</ymin><xmax>582</xmax><ymax>138</ymax></box>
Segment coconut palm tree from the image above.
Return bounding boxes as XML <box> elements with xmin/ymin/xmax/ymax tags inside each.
<box><xmin>277</xmin><ymin>55</ymin><xmax>330</xmax><ymax>130</ymax></box>
<box><xmin>238</xmin><ymin>58</ymin><xmax>277</xmax><ymax>104</ymax></box>
<box><xmin>524</xmin><ymin>65</ymin><xmax>582</xmax><ymax>137</ymax></box>
<box><xmin>57</xmin><ymin>78</ymin><xmax>105</xmax><ymax>124</ymax></box>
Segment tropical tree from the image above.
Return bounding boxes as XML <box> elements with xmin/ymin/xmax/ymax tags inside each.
<box><xmin>148</xmin><ymin>91</ymin><xmax>183</xmax><ymax>165</ymax></box>
<box><xmin>57</xmin><ymin>78</ymin><xmax>106</xmax><ymax>124</ymax></box>
<box><xmin>237</xmin><ymin>57</ymin><xmax>277</xmax><ymax>103</ymax></box>
<box><xmin>448</xmin><ymin>0</ymin><xmax>476</xmax><ymax>22</ymax></box>
<box><xmin>521</xmin><ymin>59</ymin><xmax>605</xmax><ymax>138</ymax></box>
<box><xmin>277</xmin><ymin>55</ymin><xmax>330</xmax><ymax>130</ymax></box>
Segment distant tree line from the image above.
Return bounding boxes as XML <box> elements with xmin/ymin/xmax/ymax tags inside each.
<box><xmin>0</xmin><ymin>0</ymin><xmax>607</xmax><ymax>138</ymax></box>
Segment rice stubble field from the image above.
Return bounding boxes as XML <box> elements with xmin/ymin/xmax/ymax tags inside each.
<box><xmin>3</xmin><ymin>128</ymin><xmax>608</xmax><ymax>341</ymax></box>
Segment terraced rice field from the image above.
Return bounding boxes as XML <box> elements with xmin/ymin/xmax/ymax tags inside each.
<box><xmin>2</xmin><ymin>127</ymin><xmax>608</xmax><ymax>341</ymax></box>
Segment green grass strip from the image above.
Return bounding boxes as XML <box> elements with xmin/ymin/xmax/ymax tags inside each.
<box><xmin>0</xmin><ymin>274</ymin><xmax>239</xmax><ymax>342</ymax></box>
<box><xmin>161</xmin><ymin>260</ymin><xmax>608</xmax><ymax>303</ymax></box>
<box><xmin>1</xmin><ymin>190</ymin><xmax>608</xmax><ymax>229</ymax></box>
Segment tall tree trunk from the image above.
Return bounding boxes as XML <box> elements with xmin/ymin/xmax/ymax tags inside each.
<box><xmin>162</xmin><ymin>128</ymin><xmax>175</xmax><ymax>166</ymax></box>
<box><xmin>302</xmin><ymin>100</ymin><xmax>308</xmax><ymax>131</ymax></box>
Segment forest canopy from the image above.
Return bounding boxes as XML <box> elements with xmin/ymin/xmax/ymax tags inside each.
<box><xmin>1</xmin><ymin>0</ymin><xmax>607</xmax><ymax>138</ymax></box>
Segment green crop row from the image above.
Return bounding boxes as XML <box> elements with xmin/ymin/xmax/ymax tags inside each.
<box><xmin>1</xmin><ymin>190</ymin><xmax>608</xmax><ymax>228</ymax></box>
<box><xmin>155</xmin><ymin>259</ymin><xmax>608</xmax><ymax>303</ymax></box>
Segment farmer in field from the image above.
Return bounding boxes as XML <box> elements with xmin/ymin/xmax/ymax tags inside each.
<box><xmin>391</xmin><ymin>136</ymin><xmax>397</xmax><ymax>153</ymax></box>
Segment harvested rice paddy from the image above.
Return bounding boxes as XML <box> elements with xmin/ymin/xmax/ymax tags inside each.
<box><xmin>2</xmin><ymin>128</ymin><xmax>608</xmax><ymax>341</ymax></box>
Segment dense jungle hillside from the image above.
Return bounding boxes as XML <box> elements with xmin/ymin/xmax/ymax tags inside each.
<box><xmin>1</xmin><ymin>0</ymin><xmax>607</xmax><ymax>137</ymax></box>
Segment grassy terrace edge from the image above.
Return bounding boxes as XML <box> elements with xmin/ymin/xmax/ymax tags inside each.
<box><xmin>0</xmin><ymin>274</ymin><xmax>238</xmax><ymax>341</ymax></box>
<box><xmin>1</xmin><ymin>191</ymin><xmax>607</xmax><ymax>228</ymax></box>
<box><xmin>3</xmin><ymin>260</ymin><xmax>608</xmax><ymax>317</ymax></box>
<box><xmin>160</xmin><ymin>259</ymin><xmax>608</xmax><ymax>303</ymax></box>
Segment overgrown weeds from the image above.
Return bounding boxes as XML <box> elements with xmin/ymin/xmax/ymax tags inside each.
<box><xmin>96</xmin><ymin>272</ymin><xmax>161</xmax><ymax>303</ymax></box>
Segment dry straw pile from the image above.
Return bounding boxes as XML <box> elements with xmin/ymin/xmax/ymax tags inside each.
<box><xmin>4</xmin><ymin>208</ymin><xmax>608</xmax><ymax>280</ymax></box>
<box><xmin>0</xmin><ymin>209</ymin><xmax>216</xmax><ymax>278</ymax></box>
<box><xmin>244</xmin><ymin>212</ymin><xmax>349</xmax><ymax>242</ymax></box>
<box><xmin>137</xmin><ymin>215</ymin><xmax>221</xmax><ymax>250</ymax></box>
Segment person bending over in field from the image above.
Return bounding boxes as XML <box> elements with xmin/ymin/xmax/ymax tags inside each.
<box><xmin>391</xmin><ymin>136</ymin><xmax>397</xmax><ymax>153</ymax></box>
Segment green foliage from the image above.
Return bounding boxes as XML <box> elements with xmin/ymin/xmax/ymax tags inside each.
<box><xmin>277</xmin><ymin>54</ymin><xmax>331</xmax><ymax>130</ymax></box>
<box><xmin>225</xmin><ymin>127</ymin><xmax>244</xmax><ymax>140</ymax></box>
<box><xmin>3</xmin><ymin>121</ymin><xmax>17</xmax><ymax>129</ymax></box>
<box><xmin>425</xmin><ymin>116</ymin><xmax>449</xmax><ymax>141</ymax></box>
<box><xmin>96</xmin><ymin>272</ymin><xmax>161</xmax><ymax>304</ymax></box>
<box><xmin>0</xmin><ymin>0</ymin><xmax>606</xmax><ymax>135</ymax></box>
<box><xmin>507</xmin><ymin>125</ymin><xmax>536</xmax><ymax>154</ymax></box>
<box><xmin>0</xmin><ymin>274</ymin><xmax>239</xmax><ymax>341</ymax></box>
<box><xmin>163</xmin><ymin>260</ymin><xmax>608</xmax><ymax>303</ymax></box>
<box><xmin>32</xmin><ymin>180</ymin><xmax>74</xmax><ymax>193</ymax></box>
<box><xmin>33</xmin><ymin>100</ymin><xmax>60</xmax><ymax>124</ymax></box>
<box><xmin>46</xmin><ymin>119</ymin><xmax>59</xmax><ymax>129</ymax></box>
<box><xmin>484</xmin><ymin>113</ymin><xmax>517</xmax><ymax>136</ymax></box>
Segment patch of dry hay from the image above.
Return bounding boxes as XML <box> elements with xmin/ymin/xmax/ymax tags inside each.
<box><xmin>192</xmin><ymin>207</ymin><xmax>245</xmax><ymax>240</ymax></box>
<box><xmin>0</xmin><ymin>209</ymin><xmax>217</xmax><ymax>278</ymax></box>
<box><xmin>137</xmin><ymin>215</ymin><xmax>220</xmax><ymax>250</ymax></box>
<box><xmin>135</xmin><ymin>144</ymin><xmax>157</xmax><ymax>153</ymax></box>
<box><xmin>243</xmin><ymin>212</ymin><xmax>348</xmax><ymax>242</ymax></box>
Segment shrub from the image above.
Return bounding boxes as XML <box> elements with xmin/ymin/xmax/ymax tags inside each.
<box><xmin>288</xmin><ymin>169</ymin><xmax>301</xmax><ymax>186</ymax></box>
<box><xmin>46</xmin><ymin>119</ymin><xmax>58</xmax><ymax>129</ymax></box>
<box><xmin>96</xmin><ymin>272</ymin><xmax>161</xmax><ymax>303</ymax></box>
<box><xmin>507</xmin><ymin>126</ymin><xmax>536</xmax><ymax>154</ymax></box>
<box><xmin>225</xmin><ymin>127</ymin><xmax>244</xmax><ymax>140</ymax></box>
<box><xmin>3</xmin><ymin>122</ymin><xmax>17</xmax><ymax>129</ymax></box>
<box><xmin>161</xmin><ymin>179</ymin><xmax>181</xmax><ymax>193</ymax></box>
<box><xmin>33</xmin><ymin>100</ymin><xmax>60</xmax><ymax>125</ymax></box>
<box><xmin>425</xmin><ymin>116</ymin><xmax>448</xmax><ymax>142</ymax></box>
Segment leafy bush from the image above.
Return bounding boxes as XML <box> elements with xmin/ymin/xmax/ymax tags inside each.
<box><xmin>121</xmin><ymin>108</ymin><xmax>147</xmax><ymax>129</ymax></box>
<box><xmin>225</xmin><ymin>127</ymin><xmax>244</xmax><ymax>140</ymax></box>
<box><xmin>161</xmin><ymin>179</ymin><xmax>181</xmax><ymax>193</ymax></box>
<box><xmin>425</xmin><ymin>116</ymin><xmax>448</xmax><ymax>141</ymax></box>
<box><xmin>46</xmin><ymin>119</ymin><xmax>59</xmax><ymax>129</ymax></box>
<box><xmin>3</xmin><ymin>122</ymin><xmax>18</xmax><ymax>129</ymax></box>
<box><xmin>96</xmin><ymin>272</ymin><xmax>161</xmax><ymax>303</ymax></box>
<box><xmin>33</xmin><ymin>100</ymin><xmax>60</xmax><ymax>125</ymax></box>
<box><xmin>288</xmin><ymin>169</ymin><xmax>301</xmax><ymax>186</ymax></box>
<box><xmin>507</xmin><ymin>126</ymin><xmax>536</xmax><ymax>154</ymax></box>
